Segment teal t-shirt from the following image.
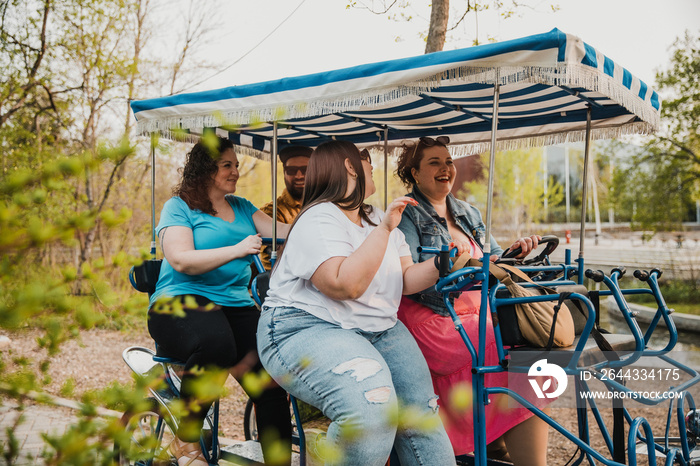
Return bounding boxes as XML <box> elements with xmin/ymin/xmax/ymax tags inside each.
<box><xmin>149</xmin><ymin>195</ymin><xmax>258</xmax><ymax>308</ymax></box>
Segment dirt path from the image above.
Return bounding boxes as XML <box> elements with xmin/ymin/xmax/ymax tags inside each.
<box><xmin>1</xmin><ymin>327</ymin><xmax>249</xmax><ymax>441</ymax></box>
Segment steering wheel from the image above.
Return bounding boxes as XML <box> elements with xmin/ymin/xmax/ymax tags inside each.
<box><xmin>499</xmin><ymin>235</ymin><xmax>559</xmax><ymax>266</ymax></box>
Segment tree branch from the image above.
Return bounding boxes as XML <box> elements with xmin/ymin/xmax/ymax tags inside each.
<box><xmin>0</xmin><ymin>0</ymin><xmax>52</xmax><ymax>128</ymax></box>
<box><xmin>657</xmin><ymin>136</ymin><xmax>699</xmax><ymax>164</ymax></box>
<box><xmin>350</xmin><ymin>0</ymin><xmax>398</xmax><ymax>15</ymax></box>
<box><xmin>447</xmin><ymin>0</ymin><xmax>472</xmax><ymax>32</ymax></box>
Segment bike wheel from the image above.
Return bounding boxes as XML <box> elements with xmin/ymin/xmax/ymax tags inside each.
<box><xmin>243</xmin><ymin>398</ymin><xmax>258</xmax><ymax>441</ymax></box>
<box><xmin>115</xmin><ymin>397</ymin><xmax>177</xmax><ymax>466</ymax></box>
<box><xmin>244</xmin><ymin>396</ymin><xmax>306</xmax><ymax>448</ymax></box>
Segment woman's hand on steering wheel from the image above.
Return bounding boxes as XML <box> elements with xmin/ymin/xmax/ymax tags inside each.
<box><xmin>504</xmin><ymin>235</ymin><xmax>542</xmax><ymax>259</ymax></box>
<box><xmin>236</xmin><ymin>234</ymin><xmax>263</xmax><ymax>257</ymax></box>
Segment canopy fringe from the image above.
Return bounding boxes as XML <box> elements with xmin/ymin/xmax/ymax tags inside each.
<box><xmin>136</xmin><ymin>63</ymin><xmax>659</xmax><ymax>144</ymax></box>
<box><xmin>145</xmin><ymin>129</ymin><xmax>272</xmax><ymax>160</ymax></box>
<box><xmin>135</xmin><ymin>82</ymin><xmax>436</xmax><ymax>135</ymax></box>
<box><xmin>151</xmin><ymin>121</ymin><xmax>653</xmax><ymax>162</ymax></box>
<box><xmin>447</xmin><ymin>121</ymin><xmax>655</xmax><ymax>159</ymax></box>
<box><xmin>235</xmin><ymin>145</ymin><xmax>270</xmax><ymax>161</ymax></box>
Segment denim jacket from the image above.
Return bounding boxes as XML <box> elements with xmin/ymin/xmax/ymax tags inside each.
<box><xmin>397</xmin><ymin>186</ymin><xmax>503</xmax><ymax>316</ymax></box>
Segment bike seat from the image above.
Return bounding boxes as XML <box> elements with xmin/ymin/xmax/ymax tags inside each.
<box><xmin>153</xmin><ymin>345</ymin><xmax>185</xmax><ymax>365</ymax></box>
<box><xmin>152</xmin><ymin>354</ymin><xmax>185</xmax><ymax>365</ymax></box>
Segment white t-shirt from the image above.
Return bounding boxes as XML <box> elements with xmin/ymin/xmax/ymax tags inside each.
<box><xmin>264</xmin><ymin>202</ymin><xmax>412</xmax><ymax>332</ymax></box>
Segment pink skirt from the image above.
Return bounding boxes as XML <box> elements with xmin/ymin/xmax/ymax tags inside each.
<box><xmin>397</xmin><ymin>293</ymin><xmax>550</xmax><ymax>455</ymax></box>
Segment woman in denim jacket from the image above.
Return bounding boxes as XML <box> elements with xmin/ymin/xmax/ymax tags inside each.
<box><xmin>395</xmin><ymin>136</ymin><xmax>550</xmax><ymax>466</ymax></box>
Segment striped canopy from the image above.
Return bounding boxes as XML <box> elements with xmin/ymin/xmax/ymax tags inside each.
<box><xmin>131</xmin><ymin>28</ymin><xmax>660</xmax><ymax>159</ymax></box>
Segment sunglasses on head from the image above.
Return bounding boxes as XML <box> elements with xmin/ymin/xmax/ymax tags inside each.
<box><xmin>409</xmin><ymin>136</ymin><xmax>450</xmax><ymax>159</ymax></box>
<box><xmin>360</xmin><ymin>149</ymin><xmax>372</xmax><ymax>164</ymax></box>
<box><xmin>284</xmin><ymin>166</ymin><xmax>307</xmax><ymax>176</ymax></box>
<box><xmin>419</xmin><ymin>136</ymin><xmax>450</xmax><ymax>147</ymax></box>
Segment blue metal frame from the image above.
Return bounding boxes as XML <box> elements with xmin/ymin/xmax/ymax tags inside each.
<box><xmin>249</xmin><ymin>241</ymin><xmax>307</xmax><ymax>466</ymax></box>
<box><xmin>426</xmin><ymin>247</ymin><xmax>699</xmax><ymax>466</ymax></box>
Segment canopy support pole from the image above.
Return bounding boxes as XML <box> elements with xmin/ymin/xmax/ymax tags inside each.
<box><xmin>150</xmin><ymin>133</ymin><xmax>157</xmax><ymax>259</ymax></box>
<box><xmin>271</xmin><ymin>122</ymin><xmax>278</xmax><ymax>261</ymax></box>
<box><xmin>475</xmin><ymin>75</ymin><xmax>501</xmax><ymax>466</ymax></box>
<box><xmin>383</xmin><ymin>126</ymin><xmax>389</xmax><ymax>210</ymax></box>
<box><xmin>483</xmin><ymin>86</ymin><xmax>499</xmax><ymax>256</ymax></box>
<box><xmin>578</xmin><ymin>106</ymin><xmax>593</xmax><ymax>282</ymax></box>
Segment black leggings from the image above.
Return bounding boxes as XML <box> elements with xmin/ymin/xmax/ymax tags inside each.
<box><xmin>148</xmin><ymin>295</ymin><xmax>291</xmax><ymax>463</ymax></box>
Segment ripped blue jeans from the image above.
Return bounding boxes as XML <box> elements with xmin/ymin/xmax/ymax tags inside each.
<box><xmin>257</xmin><ymin>306</ymin><xmax>456</xmax><ymax>466</ymax></box>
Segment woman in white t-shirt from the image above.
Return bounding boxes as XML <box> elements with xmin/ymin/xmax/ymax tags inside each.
<box><xmin>257</xmin><ymin>141</ymin><xmax>456</xmax><ymax>466</ymax></box>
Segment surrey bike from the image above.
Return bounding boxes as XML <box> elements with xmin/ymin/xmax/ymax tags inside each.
<box><xmin>128</xmin><ymin>27</ymin><xmax>700</xmax><ymax>465</ymax></box>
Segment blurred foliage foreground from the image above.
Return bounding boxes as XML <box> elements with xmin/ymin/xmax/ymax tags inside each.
<box><xmin>0</xmin><ymin>142</ymin><xmax>295</xmax><ymax>465</ymax></box>
<box><xmin>0</xmin><ymin>142</ymin><xmax>230</xmax><ymax>465</ymax></box>
<box><xmin>0</xmin><ymin>142</ymin><xmax>150</xmax><ymax>465</ymax></box>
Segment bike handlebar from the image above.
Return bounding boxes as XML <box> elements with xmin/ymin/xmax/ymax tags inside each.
<box><xmin>611</xmin><ymin>267</ymin><xmax>626</xmax><ymax>278</ymax></box>
<box><xmin>501</xmin><ymin>235</ymin><xmax>559</xmax><ymax>264</ymax></box>
<box><xmin>262</xmin><ymin>237</ymin><xmax>285</xmax><ymax>245</ymax></box>
<box><xmin>585</xmin><ymin>269</ymin><xmax>605</xmax><ymax>282</ymax></box>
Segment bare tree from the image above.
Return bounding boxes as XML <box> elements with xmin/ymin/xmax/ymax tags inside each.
<box><xmin>349</xmin><ymin>0</ymin><xmax>558</xmax><ymax>53</ymax></box>
<box><xmin>0</xmin><ymin>0</ymin><xmax>52</xmax><ymax>128</ymax></box>
<box><xmin>425</xmin><ymin>0</ymin><xmax>449</xmax><ymax>53</ymax></box>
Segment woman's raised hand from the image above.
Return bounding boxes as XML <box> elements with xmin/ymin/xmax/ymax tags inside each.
<box><xmin>236</xmin><ymin>234</ymin><xmax>263</xmax><ymax>257</ymax></box>
<box><xmin>380</xmin><ymin>197</ymin><xmax>419</xmax><ymax>232</ymax></box>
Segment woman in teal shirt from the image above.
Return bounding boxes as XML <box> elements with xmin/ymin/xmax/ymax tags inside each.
<box><xmin>148</xmin><ymin>137</ymin><xmax>292</xmax><ymax>466</ymax></box>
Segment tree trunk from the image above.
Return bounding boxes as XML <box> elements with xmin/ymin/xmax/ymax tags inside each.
<box><xmin>425</xmin><ymin>0</ymin><xmax>449</xmax><ymax>54</ymax></box>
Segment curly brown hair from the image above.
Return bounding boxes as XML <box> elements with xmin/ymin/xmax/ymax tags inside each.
<box><xmin>174</xmin><ymin>136</ymin><xmax>234</xmax><ymax>215</ymax></box>
<box><xmin>395</xmin><ymin>141</ymin><xmax>426</xmax><ymax>187</ymax></box>
<box><xmin>395</xmin><ymin>136</ymin><xmax>450</xmax><ymax>187</ymax></box>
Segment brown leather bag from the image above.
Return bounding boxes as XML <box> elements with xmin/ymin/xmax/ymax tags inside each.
<box><xmin>450</xmin><ymin>254</ymin><xmax>575</xmax><ymax>348</ymax></box>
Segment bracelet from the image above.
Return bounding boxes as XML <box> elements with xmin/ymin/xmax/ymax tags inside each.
<box><xmin>433</xmin><ymin>255</ymin><xmax>440</xmax><ymax>270</ymax></box>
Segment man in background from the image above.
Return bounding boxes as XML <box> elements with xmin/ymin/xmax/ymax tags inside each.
<box><xmin>260</xmin><ymin>145</ymin><xmax>312</xmax><ymax>269</ymax></box>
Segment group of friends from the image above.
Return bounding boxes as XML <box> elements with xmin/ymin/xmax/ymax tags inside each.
<box><xmin>148</xmin><ymin>136</ymin><xmax>550</xmax><ymax>466</ymax></box>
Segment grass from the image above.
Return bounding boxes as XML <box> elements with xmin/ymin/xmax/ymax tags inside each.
<box><xmin>625</xmin><ymin>298</ymin><xmax>700</xmax><ymax>316</ymax></box>
<box><xmin>622</xmin><ymin>278</ymin><xmax>700</xmax><ymax>316</ymax></box>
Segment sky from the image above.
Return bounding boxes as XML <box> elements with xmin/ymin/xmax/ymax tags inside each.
<box><xmin>182</xmin><ymin>0</ymin><xmax>699</xmax><ymax>94</ymax></box>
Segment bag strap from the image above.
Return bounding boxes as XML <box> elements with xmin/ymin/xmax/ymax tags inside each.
<box><xmin>449</xmin><ymin>251</ymin><xmax>480</xmax><ymax>273</ymax></box>
<box><xmin>588</xmin><ymin>290</ymin><xmax>602</xmax><ymax>327</ymax></box>
<box><xmin>564</xmin><ymin>296</ymin><xmax>617</xmax><ymax>354</ymax></box>
<box><xmin>494</xmin><ymin>262</ymin><xmax>536</xmax><ymax>284</ymax></box>
<box><xmin>540</xmin><ymin>292</ymin><xmax>570</xmax><ymax>351</ymax></box>
<box><xmin>450</xmin><ymin>252</ymin><xmax>513</xmax><ymax>283</ymax></box>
